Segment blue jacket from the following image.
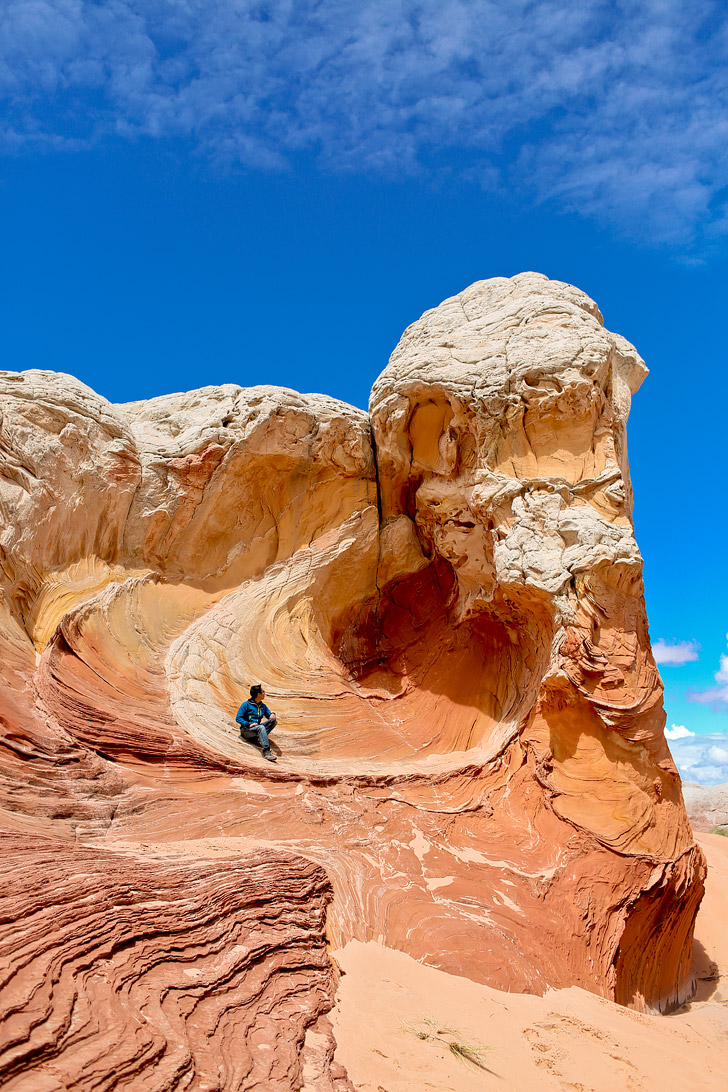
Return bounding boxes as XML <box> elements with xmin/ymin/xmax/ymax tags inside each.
<box><xmin>236</xmin><ymin>698</ymin><xmax>273</xmax><ymax>727</ymax></box>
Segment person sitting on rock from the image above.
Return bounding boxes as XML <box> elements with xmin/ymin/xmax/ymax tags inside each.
<box><xmin>236</xmin><ymin>684</ymin><xmax>278</xmax><ymax>762</ymax></box>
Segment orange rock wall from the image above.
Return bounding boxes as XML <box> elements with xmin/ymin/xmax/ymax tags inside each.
<box><xmin>0</xmin><ymin>273</ymin><xmax>705</xmax><ymax>1087</ymax></box>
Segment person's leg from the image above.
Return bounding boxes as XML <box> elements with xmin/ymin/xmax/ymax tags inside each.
<box><xmin>257</xmin><ymin>717</ymin><xmax>277</xmax><ymax>760</ymax></box>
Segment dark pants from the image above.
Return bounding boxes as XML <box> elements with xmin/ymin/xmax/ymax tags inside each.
<box><xmin>240</xmin><ymin>714</ymin><xmax>276</xmax><ymax>750</ymax></box>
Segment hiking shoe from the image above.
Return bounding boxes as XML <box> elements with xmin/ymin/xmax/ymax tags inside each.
<box><xmin>262</xmin><ymin>749</ymin><xmax>277</xmax><ymax>763</ymax></box>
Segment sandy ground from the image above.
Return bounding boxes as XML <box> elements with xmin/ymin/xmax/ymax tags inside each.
<box><xmin>331</xmin><ymin>832</ymin><xmax>728</xmax><ymax>1092</ymax></box>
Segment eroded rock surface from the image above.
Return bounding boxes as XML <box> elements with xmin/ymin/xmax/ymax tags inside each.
<box><xmin>0</xmin><ymin>273</ymin><xmax>706</xmax><ymax>1087</ymax></box>
<box><xmin>683</xmin><ymin>782</ymin><xmax>728</xmax><ymax>833</ymax></box>
<box><xmin>0</xmin><ymin>837</ymin><xmax>350</xmax><ymax>1092</ymax></box>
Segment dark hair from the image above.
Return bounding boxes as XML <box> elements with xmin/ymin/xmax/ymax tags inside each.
<box><xmin>250</xmin><ymin>683</ymin><xmax>263</xmax><ymax>699</ymax></box>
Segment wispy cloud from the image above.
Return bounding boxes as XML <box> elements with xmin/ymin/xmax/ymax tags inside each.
<box><xmin>690</xmin><ymin>635</ymin><xmax>728</xmax><ymax>708</ymax></box>
<box><xmin>1</xmin><ymin>1</ymin><xmax>727</xmax><ymax>245</ymax></box>
<box><xmin>653</xmin><ymin>639</ymin><xmax>700</xmax><ymax>666</ymax></box>
<box><xmin>667</xmin><ymin>729</ymin><xmax>728</xmax><ymax>786</ymax></box>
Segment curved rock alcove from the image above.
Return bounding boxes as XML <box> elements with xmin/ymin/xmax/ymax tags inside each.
<box><xmin>0</xmin><ymin>273</ymin><xmax>705</xmax><ymax>1089</ymax></box>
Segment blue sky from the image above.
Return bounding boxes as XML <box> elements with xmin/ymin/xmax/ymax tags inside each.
<box><xmin>1</xmin><ymin>1</ymin><xmax>727</xmax><ymax>779</ymax></box>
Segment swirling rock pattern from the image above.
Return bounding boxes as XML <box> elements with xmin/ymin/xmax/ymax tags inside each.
<box><xmin>0</xmin><ymin>273</ymin><xmax>706</xmax><ymax>1086</ymax></box>
<box><xmin>0</xmin><ymin>835</ymin><xmax>351</xmax><ymax>1092</ymax></box>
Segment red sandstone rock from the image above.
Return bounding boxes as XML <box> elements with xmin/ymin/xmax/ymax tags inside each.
<box><xmin>0</xmin><ymin>835</ymin><xmax>351</xmax><ymax>1092</ymax></box>
<box><xmin>0</xmin><ymin>273</ymin><xmax>707</xmax><ymax>1088</ymax></box>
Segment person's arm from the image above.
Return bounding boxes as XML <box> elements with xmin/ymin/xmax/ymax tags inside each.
<box><xmin>236</xmin><ymin>700</ymin><xmax>253</xmax><ymax>725</ymax></box>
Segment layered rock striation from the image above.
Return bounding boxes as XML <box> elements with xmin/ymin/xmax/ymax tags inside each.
<box><xmin>0</xmin><ymin>273</ymin><xmax>705</xmax><ymax>1086</ymax></box>
<box><xmin>0</xmin><ymin>836</ymin><xmax>349</xmax><ymax>1092</ymax></box>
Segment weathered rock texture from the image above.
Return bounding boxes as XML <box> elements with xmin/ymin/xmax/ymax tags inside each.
<box><xmin>0</xmin><ymin>273</ymin><xmax>706</xmax><ymax>1086</ymax></box>
<box><xmin>683</xmin><ymin>782</ymin><xmax>728</xmax><ymax>833</ymax></box>
<box><xmin>0</xmin><ymin>836</ymin><xmax>349</xmax><ymax>1092</ymax></box>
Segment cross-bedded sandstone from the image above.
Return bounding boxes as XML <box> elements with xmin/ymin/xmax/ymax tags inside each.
<box><xmin>0</xmin><ymin>273</ymin><xmax>706</xmax><ymax>1088</ymax></box>
<box><xmin>0</xmin><ymin>835</ymin><xmax>349</xmax><ymax>1091</ymax></box>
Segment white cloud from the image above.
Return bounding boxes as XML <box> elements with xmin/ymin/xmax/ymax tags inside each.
<box><xmin>665</xmin><ymin>724</ymin><xmax>695</xmax><ymax>740</ymax></box>
<box><xmin>667</xmin><ymin>730</ymin><xmax>728</xmax><ymax>786</ymax></box>
<box><xmin>653</xmin><ymin>639</ymin><xmax>700</xmax><ymax>666</ymax></box>
<box><xmin>718</xmin><ymin>650</ymin><xmax>728</xmax><ymax>685</ymax></box>
<box><xmin>690</xmin><ymin>634</ymin><xmax>728</xmax><ymax>708</ymax></box>
<box><xmin>0</xmin><ymin>1</ymin><xmax>727</xmax><ymax>246</ymax></box>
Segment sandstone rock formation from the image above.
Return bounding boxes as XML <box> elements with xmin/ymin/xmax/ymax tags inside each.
<box><xmin>332</xmin><ymin>830</ymin><xmax>728</xmax><ymax>1092</ymax></box>
<box><xmin>0</xmin><ymin>836</ymin><xmax>350</xmax><ymax>1091</ymax></box>
<box><xmin>0</xmin><ymin>273</ymin><xmax>706</xmax><ymax>1087</ymax></box>
<box><xmin>683</xmin><ymin>782</ymin><xmax>728</xmax><ymax>833</ymax></box>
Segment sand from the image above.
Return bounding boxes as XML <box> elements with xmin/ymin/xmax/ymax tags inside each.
<box><xmin>331</xmin><ymin>832</ymin><xmax>728</xmax><ymax>1092</ymax></box>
